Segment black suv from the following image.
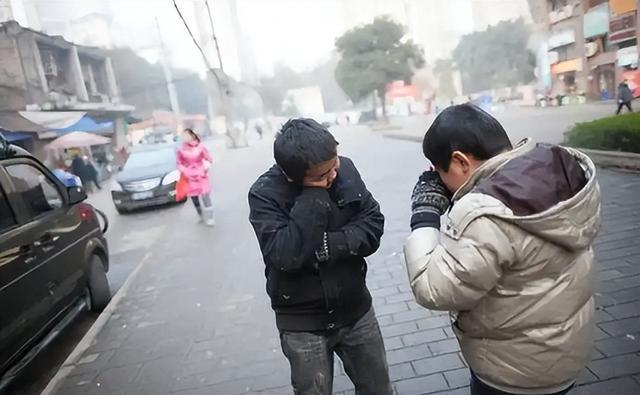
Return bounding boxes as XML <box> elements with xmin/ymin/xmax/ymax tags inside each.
<box><xmin>0</xmin><ymin>138</ymin><xmax>110</xmax><ymax>384</ymax></box>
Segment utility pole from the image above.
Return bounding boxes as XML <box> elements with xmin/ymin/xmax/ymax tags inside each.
<box><xmin>154</xmin><ymin>17</ymin><xmax>183</xmax><ymax>134</ymax></box>
<box><xmin>204</xmin><ymin>0</ymin><xmax>225</xmax><ymax>72</ymax></box>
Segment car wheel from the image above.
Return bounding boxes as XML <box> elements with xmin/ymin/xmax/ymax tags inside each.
<box><xmin>116</xmin><ymin>207</ymin><xmax>128</xmax><ymax>215</ymax></box>
<box><xmin>88</xmin><ymin>255</ymin><xmax>111</xmax><ymax>312</ymax></box>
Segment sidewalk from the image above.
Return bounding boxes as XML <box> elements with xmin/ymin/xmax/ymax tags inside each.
<box><xmin>382</xmin><ymin>103</ymin><xmax>616</xmax><ymax>146</ymax></box>
<box><xmin>47</xmin><ymin>133</ymin><xmax>640</xmax><ymax>395</ymax></box>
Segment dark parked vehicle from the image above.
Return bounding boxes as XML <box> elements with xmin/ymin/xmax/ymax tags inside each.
<box><xmin>0</xmin><ymin>139</ymin><xmax>110</xmax><ymax>385</ymax></box>
<box><xmin>110</xmin><ymin>144</ymin><xmax>185</xmax><ymax>214</ymax></box>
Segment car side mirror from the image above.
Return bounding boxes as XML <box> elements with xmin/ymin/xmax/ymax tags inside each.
<box><xmin>67</xmin><ymin>186</ymin><xmax>87</xmax><ymax>205</ymax></box>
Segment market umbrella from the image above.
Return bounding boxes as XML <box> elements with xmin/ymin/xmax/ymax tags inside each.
<box><xmin>46</xmin><ymin>131</ymin><xmax>111</xmax><ymax>150</ymax></box>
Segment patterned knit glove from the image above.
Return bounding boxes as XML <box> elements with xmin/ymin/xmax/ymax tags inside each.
<box><xmin>410</xmin><ymin>171</ymin><xmax>451</xmax><ymax>230</ymax></box>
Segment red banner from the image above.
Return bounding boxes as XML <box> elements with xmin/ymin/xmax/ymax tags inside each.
<box><xmin>622</xmin><ymin>69</ymin><xmax>640</xmax><ymax>98</ymax></box>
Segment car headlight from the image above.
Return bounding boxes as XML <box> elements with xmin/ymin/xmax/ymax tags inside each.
<box><xmin>111</xmin><ymin>179</ymin><xmax>123</xmax><ymax>192</ymax></box>
<box><xmin>162</xmin><ymin>170</ymin><xmax>180</xmax><ymax>185</ymax></box>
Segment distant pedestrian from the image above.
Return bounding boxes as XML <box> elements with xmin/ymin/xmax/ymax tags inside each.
<box><xmin>616</xmin><ymin>79</ymin><xmax>634</xmax><ymax>114</ymax></box>
<box><xmin>83</xmin><ymin>156</ymin><xmax>102</xmax><ymax>190</ymax></box>
<box><xmin>405</xmin><ymin>104</ymin><xmax>601</xmax><ymax>395</ymax></box>
<box><xmin>177</xmin><ymin>128</ymin><xmax>215</xmax><ymax>226</ymax></box>
<box><xmin>255</xmin><ymin>124</ymin><xmax>264</xmax><ymax>140</ymax></box>
<box><xmin>70</xmin><ymin>154</ymin><xmax>100</xmax><ymax>191</ymax></box>
<box><xmin>248</xmin><ymin>119</ymin><xmax>392</xmax><ymax>395</ymax></box>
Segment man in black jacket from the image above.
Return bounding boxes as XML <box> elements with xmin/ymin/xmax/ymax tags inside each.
<box><xmin>248</xmin><ymin>119</ymin><xmax>392</xmax><ymax>395</ymax></box>
<box><xmin>616</xmin><ymin>79</ymin><xmax>634</xmax><ymax>114</ymax></box>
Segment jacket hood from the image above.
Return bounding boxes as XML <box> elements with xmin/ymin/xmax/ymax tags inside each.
<box><xmin>455</xmin><ymin>139</ymin><xmax>601</xmax><ymax>251</ymax></box>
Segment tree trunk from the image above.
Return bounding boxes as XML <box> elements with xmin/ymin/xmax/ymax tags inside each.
<box><xmin>371</xmin><ymin>94</ymin><xmax>378</xmax><ymax>120</ymax></box>
<box><xmin>378</xmin><ymin>89</ymin><xmax>387</xmax><ymax>120</ymax></box>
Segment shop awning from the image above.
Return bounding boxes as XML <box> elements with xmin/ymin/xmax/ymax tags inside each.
<box><xmin>2</xmin><ymin>131</ymin><xmax>36</xmax><ymax>142</ymax></box>
<box><xmin>0</xmin><ymin>111</ymin><xmax>48</xmax><ymax>132</ymax></box>
<box><xmin>19</xmin><ymin>111</ymin><xmax>86</xmax><ymax>129</ymax></box>
<box><xmin>54</xmin><ymin>115</ymin><xmax>113</xmax><ymax>135</ymax></box>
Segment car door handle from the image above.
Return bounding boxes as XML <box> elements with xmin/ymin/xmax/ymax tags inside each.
<box><xmin>34</xmin><ymin>234</ymin><xmax>58</xmax><ymax>252</ymax></box>
<box><xmin>34</xmin><ymin>234</ymin><xmax>51</xmax><ymax>247</ymax></box>
<box><xmin>18</xmin><ymin>245</ymin><xmax>36</xmax><ymax>264</ymax></box>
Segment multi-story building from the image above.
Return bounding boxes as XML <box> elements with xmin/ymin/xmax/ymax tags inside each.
<box><xmin>546</xmin><ymin>0</ymin><xmax>589</xmax><ymax>99</ymax></box>
<box><xmin>608</xmin><ymin>0</ymin><xmax>639</xmax><ymax>96</ymax></box>
<box><xmin>0</xmin><ymin>21</ymin><xmax>133</xmax><ymax>151</ymax></box>
<box><xmin>544</xmin><ymin>0</ymin><xmax>638</xmax><ymax>100</ymax></box>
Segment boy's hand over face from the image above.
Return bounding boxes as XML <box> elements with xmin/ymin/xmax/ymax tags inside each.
<box><xmin>411</xmin><ymin>171</ymin><xmax>451</xmax><ymax>230</ymax></box>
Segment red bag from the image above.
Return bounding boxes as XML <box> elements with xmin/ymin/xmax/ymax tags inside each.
<box><xmin>175</xmin><ymin>175</ymin><xmax>188</xmax><ymax>201</ymax></box>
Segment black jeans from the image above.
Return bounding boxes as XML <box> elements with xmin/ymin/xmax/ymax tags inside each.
<box><xmin>616</xmin><ymin>101</ymin><xmax>633</xmax><ymax>114</ymax></box>
<box><xmin>279</xmin><ymin>306</ymin><xmax>392</xmax><ymax>395</ymax></box>
<box><xmin>471</xmin><ymin>371</ymin><xmax>574</xmax><ymax>395</ymax></box>
<box><xmin>191</xmin><ymin>193</ymin><xmax>212</xmax><ymax>215</ymax></box>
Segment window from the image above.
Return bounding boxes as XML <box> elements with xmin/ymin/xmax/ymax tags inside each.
<box><xmin>6</xmin><ymin>164</ymin><xmax>63</xmax><ymax>219</ymax></box>
<box><xmin>0</xmin><ymin>187</ymin><xmax>16</xmax><ymax>233</ymax></box>
<box><xmin>551</xmin><ymin>0</ymin><xmax>569</xmax><ymax>11</ymax></box>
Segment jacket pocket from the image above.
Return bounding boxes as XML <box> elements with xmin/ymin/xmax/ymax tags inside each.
<box><xmin>273</xmin><ymin>271</ymin><xmax>325</xmax><ymax>311</ymax></box>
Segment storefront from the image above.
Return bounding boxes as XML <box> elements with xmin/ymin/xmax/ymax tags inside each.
<box><xmin>618</xmin><ymin>46</ymin><xmax>640</xmax><ymax>97</ymax></box>
<box><xmin>548</xmin><ymin>29</ymin><xmax>585</xmax><ymax>99</ymax></box>
<box><xmin>609</xmin><ymin>3</ymin><xmax>638</xmax><ymax>98</ymax></box>
<box><xmin>584</xmin><ymin>3</ymin><xmax>615</xmax><ymax>100</ymax></box>
<box><xmin>551</xmin><ymin>58</ymin><xmax>585</xmax><ymax>103</ymax></box>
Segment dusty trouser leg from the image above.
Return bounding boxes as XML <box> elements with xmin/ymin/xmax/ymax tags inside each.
<box><xmin>200</xmin><ymin>193</ymin><xmax>215</xmax><ymax>226</ymax></box>
<box><xmin>334</xmin><ymin>307</ymin><xmax>393</xmax><ymax>395</ymax></box>
<box><xmin>191</xmin><ymin>196</ymin><xmax>202</xmax><ymax>216</ymax></box>
<box><xmin>280</xmin><ymin>331</ymin><xmax>334</xmax><ymax>395</ymax></box>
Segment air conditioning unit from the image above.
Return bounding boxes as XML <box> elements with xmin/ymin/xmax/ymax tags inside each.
<box><xmin>42</xmin><ymin>52</ymin><xmax>58</xmax><ymax>78</ymax></box>
<box><xmin>585</xmin><ymin>42</ymin><xmax>599</xmax><ymax>58</ymax></box>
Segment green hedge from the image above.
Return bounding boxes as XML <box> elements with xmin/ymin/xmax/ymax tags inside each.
<box><xmin>563</xmin><ymin>113</ymin><xmax>640</xmax><ymax>153</ymax></box>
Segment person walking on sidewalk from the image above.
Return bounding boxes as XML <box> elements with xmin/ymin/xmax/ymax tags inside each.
<box><xmin>177</xmin><ymin>128</ymin><xmax>215</xmax><ymax>226</ymax></box>
<box><xmin>616</xmin><ymin>79</ymin><xmax>634</xmax><ymax>114</ymax></box>
<box><xmin>404</xmin><ymin>104</ymin><xmax>601</xmax><ymax>395</ymax></box>
<box><xmin>248</xmin><ymin>119</ymin><xmax>392</xmax><ymax>395</ymax></box>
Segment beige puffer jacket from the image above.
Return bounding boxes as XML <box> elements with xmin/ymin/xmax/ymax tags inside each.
<box><xmin>404</xmin><ymin>139</ymin><xmax>601</xmax><ymax>394</ymax></box>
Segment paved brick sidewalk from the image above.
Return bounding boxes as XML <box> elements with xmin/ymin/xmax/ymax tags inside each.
<box><xmin>50</xmin><ymin>133</ymin><xmax>640</xmax><ymax>395</ymax></box>
<box><xmin>348</xmin><ymin>168</ymin><xmax>640</xmax><ymax>395</ymax></box>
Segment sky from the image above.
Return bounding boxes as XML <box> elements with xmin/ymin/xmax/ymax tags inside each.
<box><xmin>26</xmin><ymin>0</ymin><xmax>354</xmax><ymax>79</ymax></box>
<box><xmin>18</xmin><ymin>0</ymin><xmax>530</xmax><ymax>80</ymax></box>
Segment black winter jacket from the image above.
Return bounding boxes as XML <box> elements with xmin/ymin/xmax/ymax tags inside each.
<box><xmin>248</xmin><ymin>157</ymin><xmax>384</xmax><ymax>331</ymax></box>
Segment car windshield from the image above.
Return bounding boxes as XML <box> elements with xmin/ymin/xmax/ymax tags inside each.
<box><xmin>124</xmin><ymin>148</ymin><xmax>175</xmax><ymax>170</ymax></box>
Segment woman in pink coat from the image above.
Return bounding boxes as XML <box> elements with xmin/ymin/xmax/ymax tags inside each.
<box><xmin>177</xmin><ymin>128</ymin><xmax>215</xmax><ymax>226</ymax></box>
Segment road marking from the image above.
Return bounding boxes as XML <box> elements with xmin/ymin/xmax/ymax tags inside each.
<box><xmin>40</xmin><ymin>251</ymin><xmax>153</xmax><ymax>395</ymax></box>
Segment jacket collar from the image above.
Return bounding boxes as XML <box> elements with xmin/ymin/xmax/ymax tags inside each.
<box><xmin>330</xmin><ymin>157</ymin><xmax>364</xmax><ymax>206</ymax></box>
<box><xmin>452</xmin><ymin>138</ymin><xmax>536</xmax><ymax>202</ymax></box>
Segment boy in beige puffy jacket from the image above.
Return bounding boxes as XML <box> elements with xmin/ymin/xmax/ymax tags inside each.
<box><xmin>405</xmin><ymin>104</ymin><xmax>601</xmax><ymax>395</ymax></box>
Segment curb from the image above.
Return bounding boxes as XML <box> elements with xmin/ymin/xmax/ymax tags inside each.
<box><xmin>40</xmin><ymin>252</ymin><xmax>152</xmax><ymax>395</ymax></box>
<box><xmin>383</xmin><ymin>132</ymin><xmax>421</xmax><ymax>142</ymax></box>
<box><xmin>578</xmin><ymin>148</ymin><xmax>640</xmax><ymax>171</ymax></box>
<box><xmin>383</xmin><ymin>133</ymin><xmax>640</xmax><ymax>171</ymax></box>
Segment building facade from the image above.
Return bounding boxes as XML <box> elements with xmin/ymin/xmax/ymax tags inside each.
<box><xmin>545</xmin><ymin>0</ymin><xmax>639</xmax><ymax>100</ymax></box>
<box><xmin>0</xmin><ymin>21</ymin><xmax>133</xmax><ymax>150</ymax></box>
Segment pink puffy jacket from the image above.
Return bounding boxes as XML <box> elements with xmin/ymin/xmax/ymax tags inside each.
<box><xmin>177</xmin><ymin>141</ymin><xmax>213</xmax><ymax>197</ymax></box>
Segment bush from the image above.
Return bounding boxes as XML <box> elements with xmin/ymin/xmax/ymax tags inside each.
<box><xmin>563</xmin><ymin>113</ymin><xmax>640</xmax><ymax>153</ymax></box>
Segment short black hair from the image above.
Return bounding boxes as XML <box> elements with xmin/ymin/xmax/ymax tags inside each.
<box><xmin>423</xmin><ymin>104</ymin><xmax>512</xmax><ymax>170</ymax></box>
<box><xmin>274</xmin><ymin>118</ymin><xmax>338</xmax><ymax>183</ymax></box>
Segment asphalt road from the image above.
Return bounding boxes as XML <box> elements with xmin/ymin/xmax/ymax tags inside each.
<box><xmin>1</xmin><ymin>141</ymin><xmax>223</xmax><ymax>395</ymax></box>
